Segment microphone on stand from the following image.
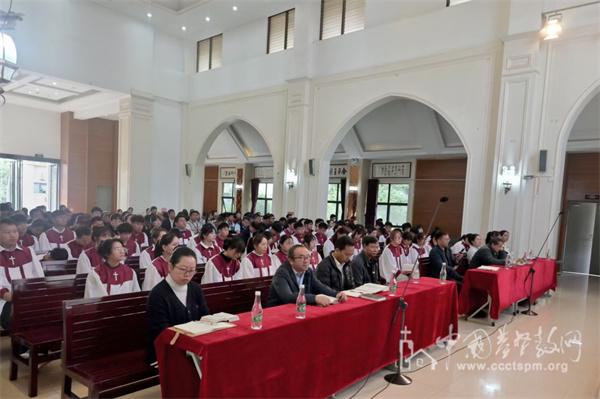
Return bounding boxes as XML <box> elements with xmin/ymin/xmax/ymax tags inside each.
<box><xmin>385</xmin><ymin>196</ymin><xmax>448</xmax><ymax>386</ymax></box>
<box><xmin>521</xmin><ymin>209</ymin><xmax>564</xmax><ymax>316</ymax></box>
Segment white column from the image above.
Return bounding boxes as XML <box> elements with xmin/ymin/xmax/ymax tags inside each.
<box><xmin>282</xmin><ymin>79</ymin><xmax>313</xmax><ymax>217</ymax></box>
<box><xmin>489</xmin><ymin>35</ymin><xmax>546</xmax><ymax>256</ymax></box>
<box><xmin>117</xmin><ymin>93</ymin><xmax>154</xmax><ymax>212</ymax></box>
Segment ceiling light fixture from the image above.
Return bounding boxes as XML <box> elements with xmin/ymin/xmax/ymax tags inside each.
<box><xmin>147</xmin><ymin>12</ymin><xmax>152</xmax><ymax>18</ymax></box>
<box><xmin>52</xmin><ymin>81</ymin><xmax>57</xmax><ymax>85</ymax></box>
<box><xmin>232</xmin><ymin>6</ymin><xmax>238</xmax><ymax>11</ymax></box>
<box><xmin>205</xmin><ymin>16</ymin><xmax>210</xmax><ymax>22</ymax></box>
<box><xmin>181</xmin><ymin>25</ymin><xmax>187</xmax><ymax>31</ymax></box>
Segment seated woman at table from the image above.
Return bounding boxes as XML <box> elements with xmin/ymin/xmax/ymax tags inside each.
<box><xmin>303</xmin><ymin>234</ymin><xmax>322</xmax><ymax>270</ymax></box>
<box><xmin>84</xmin><ymin>238</ymin><xmax>141</xmax><ymax>298</ymax></box>
<box><xmin>241</xmin><ymin>233</ymin><xmax>277</xmax><ymax>278</ymax></box>
<box><xmin>466</xmin><ymin>233</ymin><xmax>483</xmax><ymax>263</ymax></box>
<box><xmin>201</xmin><ymin>237</ymin><xmax>246</xmax><ymax>284</ymax></box>
<box><xmin>469</xmin><ymin>237</ymin><xmax>507</xmax><ymax>269</ymax></box>
<box><xmin>146</xmin><ymin>246</ymin><xmax>209</xmax><ymax>364</ymax></box>
<box><xmin>143</xmin><ymin>232</ymin><xmax>179</xmax><ymax>291</ymax></box>
<box><xmin>379</xmin><ymin>230</ymin><xmax>415</xmax><ymax>282</ymax></box>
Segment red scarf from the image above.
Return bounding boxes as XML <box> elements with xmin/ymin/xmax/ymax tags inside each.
<box><xmin>151</xmin><ymin>256</ymin><xmax>170</xmax><ymax>278</ymax></box>
<box><xmin>275</xmin><ymin>250</ymin><xmax>287</xmax><ymax>264</ymax></box>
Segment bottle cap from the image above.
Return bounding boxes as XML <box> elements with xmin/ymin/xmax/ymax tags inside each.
<box><xmin>255</xmin><ymin>291</ymin><xmax>261</xmax><ymax>296</ymax></box>
<box><xmin>300</xmin><ymin>284</ymin><xmax>305</xmax><ymax>289</ymax></box>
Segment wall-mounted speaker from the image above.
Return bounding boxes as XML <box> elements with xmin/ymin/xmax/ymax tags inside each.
<box><xmin>309</xmin><ymin>159</ymin><xmax>316</xmax><ymax>176</ymax></box>
<box><xmin>539</xmin><ymin>150</ymin><xmax>547</xmax><ymax>173</ymax></box>
<box><xmin>185</xmin><ymin>164</ymin><xmax>192</xmax><ymax>177</ymax></box>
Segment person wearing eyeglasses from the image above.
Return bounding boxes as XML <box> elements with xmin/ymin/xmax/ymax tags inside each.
<box><xmin>267</xmin><ymin>244</ymin><xmax>347</xmax><ymax>307</ymax></box>
<box><xmin>146</xmin><ymin>246</ymin><xmax>209</xmax><ymax>364</ymax></box>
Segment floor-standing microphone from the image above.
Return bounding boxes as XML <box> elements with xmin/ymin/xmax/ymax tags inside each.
<box><xmin>385</xmin><ymin>196</ymin><xmax>448</xmax><ymax>386</ymax></box>
<box><xmin>521</xmin><ymin>210</ymin><xmax>564</xmax><ymax>316</ymax></box>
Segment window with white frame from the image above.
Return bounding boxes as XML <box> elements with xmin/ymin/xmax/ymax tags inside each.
<box><xmin>376</xmin><ymin>183</ymin><xmax>409</xmax><ymax>226</ymax></box>
<box><xmin>220</xmin><ymin>181</ymin><xmax>235</xmax><ymax>213</ymax></box>
<box><xmin>267</xmin><ymin>9</ymin><xmax>295</xmax><ymax>54</ymax></box>
<box><xmin>256</xmin><ymin>182</ymin><xmax>273</xmax><ymax>214</ymax></box>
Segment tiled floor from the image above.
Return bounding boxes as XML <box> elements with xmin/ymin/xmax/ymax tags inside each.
<box><xmin>1</xmin><ymin>273</ymin><xmax>598</xmax><ymax>398</ymax></box>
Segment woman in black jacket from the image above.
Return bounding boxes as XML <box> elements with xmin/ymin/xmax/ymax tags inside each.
<box><xmin>146</xmin><ymin>246</ymin><xmax>209</xmax><ymax>363</ymax></box>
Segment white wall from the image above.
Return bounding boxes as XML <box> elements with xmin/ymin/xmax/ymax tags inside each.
<box><xmin>0</xmin><ymin>103</ymin><xmax>61</xmax><ymax>158</ymax></box>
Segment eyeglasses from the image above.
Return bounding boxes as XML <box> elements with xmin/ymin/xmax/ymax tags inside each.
<box><xmin>174</xmin><ymin>266</ymin><xmax>196</xmax><ymax>275</ymax></box>
<box><xmin>293</xmin><ymin>255</ymin><xmax>311</xmax><ymax>260</ymax></box>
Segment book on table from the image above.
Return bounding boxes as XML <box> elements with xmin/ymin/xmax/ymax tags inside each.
<box><xmin>173</xmin><ymin>320</ymin><xmax>236</xmax><ymax>336</ymax></box>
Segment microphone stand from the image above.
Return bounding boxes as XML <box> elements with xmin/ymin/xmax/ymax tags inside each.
<box><xmin>521</xmin><ymin>211</ymin><xmax>563</xmax><ymax>316</ymax></box>
<box><xmin>384</xmin><ymin>198</ymin><xmax>447</xmax><ymax>385</ymax></box>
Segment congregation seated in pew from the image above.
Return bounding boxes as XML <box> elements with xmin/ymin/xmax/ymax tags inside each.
<box><xmin>65</xmin><ymin>226</ymin><xmax>93</xmax><ymax>260</ymax></box>
<box><xmin>84</xmin><ymin>238</ymin><xmax>141</xmax><ymax>298</ymax></box>
<box><xmin>76</xmin><ymin>226</ymin><xmax>112</xmax><ymax>274</ymax></box>
<box><xmin>38</xmin><ymin>210</ymin><xmax>75</xmax><ymax>253</ymax></box>
<box><xmin>193</xmin><ymin>224</ymin><xmax>222</xmax><ymax>264</ymax></box>
<box><xmin>241</xmin><ymin>233</ymin><xmax>277</xmax><ymax>278</ymax></box>
<box><xmin>271</xmin><ymin>234</ymin><xmax>293</xmax><ymax>269</ymax></box>
<box><xmin>116</xmin><ymin>223</ymin><xmax>141</xmax><ymax>258</ymax></box>
<box><xmin>140</xmin><ymin>227</ymin><xmax>167</xmax><ymax>269</ymax></box>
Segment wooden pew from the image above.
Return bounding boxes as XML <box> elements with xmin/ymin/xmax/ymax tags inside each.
<box><xmin>202</xmin><ymin>277</ymin><xmax>272</xmax><ymax>313</ymax></box>
<box><xmin>60</xmin><ymin>276</ymin><xmax>273</xmax><ymax>398</ymax></box>
<box><xmin>418</xmin><ymin>257</ymin><xmax>431</xmax><ymax>278</ymax></box>
<box><xmin>9</xmin><ymin>274</ymin><xmax>87</xmax><ymax>397</ymax></box>
<box><xmin>62</xmin><ymin>292</ymin><xmax>158</xmax><ymax>399</ymax></box>
<box><xmin>191</xmin><ymin>263</ymin><xmax>206</xmax><ymax>284</ymax></box>
<box><xmin>41</xmin><ymin>260</ymin><xmax>78</xmax><ymax>277</ymax></box>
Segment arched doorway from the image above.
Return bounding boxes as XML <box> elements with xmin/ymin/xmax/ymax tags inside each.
<box><xmin>558</xmin><ymin>91</ymin><xmax>600</xmax><ymax>276</ymax></box>
<box><xmin>321</xmin><ymin>96</ymin><xmax>468</xmax><ymax>238</ymax></box>
<box><xmin>194</xmin><ymin>119</ymin><xmax>277</xmax><ymax>218</ymax></box>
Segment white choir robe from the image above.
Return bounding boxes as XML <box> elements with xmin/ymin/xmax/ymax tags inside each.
<box><xmin>142</xmin><ymin>256</ymin><xmax>170</xmax><ymax>291</ymax></box>
<box><xmin>410</xmin><ymin>244</ymin><xmax>429</xmax><ymax>260</ymax></box>
<box><xmin>38</xmin><ymin>227</ymin><xmax>75</xmax><ymax>253</ymax></box>
<box><xmin>308</xmin><ymin>250</ymin><xmax>322</xmax><ymax>270</ymax></box>
<box><xmin>270</xmin><ymin>252</ymin><xmax>288</xmax><ymax>270</ymax></box>
<box><xmin>187</xmin><ymin>235</ymin><xmax>198</xmax><ymax>250</ymax></box>
<box><xmin>76</xmin><ymin>247</ymin><xmax>103</xmax><ymax>275</ymax></box>
<box><xmin>0</xmin><ymin>245</ymin><xmax>45</xmax><ymax>314</ymax></box>
<box><xmin>325</xmin><ymin>228</ymin><xmax>335</xmax><ymax>239</ymax></box>
<box><xmin>451</xmin><ymin>241</ymin><xmax>467</xmax><ymax>256</ymax></box>
<box><xmin>201</xmin><ymin>254</ymin><xmax>244</xmax><ymax>284</ymax></box>
<box><xmin>240</xmin><ymin>251</ymin><xmax>278</xmax><ymax>278</ymax></box>
<box><xmin>193</xmin><ymin>241</ymin><xmax>221</xmax><ymax>264</ymax></box>
<box><xmin>139</xmin><ymin>246</ymin><xmax>155</xmax><ymax>269</ymax></box>
<box><xmin>379</xmin><ymin>245</ymin><xmax>416</xmax><ymax>282</ymax></box>
<box><xmin>84</xmin><ymin>263</ymin><xmax>141</xmax><ymax>298</ymax></box>
<box><xmin>323</xmin><ymin>240</ymin><xmax>335</xmax><ymax>258</ymax></box>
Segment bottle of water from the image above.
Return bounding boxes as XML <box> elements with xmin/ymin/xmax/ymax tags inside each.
<box><xmin>251</xmin><ymin>291</ymin><xmax>263</xmax><ymax>330</ymax></box>
<box><xmin>389</xmin><ymin>273</ymin><xmax>398</xmax><ymax>295</ymax></box>
<box><xmin>505</xmin><ymin>254</ymin><xmax>512</xmax><ymax>268</ymax></box>
<box><xmin>440</xmin><ymin>262</ymin><xmax>447</xmax><ymax>284</ymax></box>
<box><xmin>296</xmin><ymin>284</ymin><xmax>306</xmax><ymax>319</ymax></box>
<box><xmin>412</xmin><ymin>267</ymin><xmax>420</xmax><ymax>284</ymax></box>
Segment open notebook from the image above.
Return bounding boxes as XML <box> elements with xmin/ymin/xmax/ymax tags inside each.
<box><xmin>172</xmin><ymin>320</ymin><xmax>236</xmax><ymax>337</ymax></box>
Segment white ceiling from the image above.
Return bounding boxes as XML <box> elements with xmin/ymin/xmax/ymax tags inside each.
<box><xmin>1</xmin><ymin>70</ymin><xmax>127</xmax><ymax>120</ymax></box>
<box><xmin>206</xmin><ymin>120</ymin><xmax>272</xmax><ymax>164</ymax></box>
<box><xmin>152</xmin><ymin>0</ymin><xmax>207</xmax><ymax>12</ymax></box>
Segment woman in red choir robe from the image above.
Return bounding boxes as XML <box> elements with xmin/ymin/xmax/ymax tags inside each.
<box><xmin>38</xmin><ymin>210</ymin><xmax>75</xmax><ymax>253</ymax></box>
<box><xmin>130</xmin><ymin>214</ymin><xmax>149</xmax><ymax>248</ymax></box>
<box><xmin>76</xmin><ymin>227</ymin><xmax>113</xmax><ymax>274</ymax></box>
<box><xmin>303</xmin><ymin>234</ymin><xmax>322</xmax><ymax>270</ymax></box>
<box><xmin>66</xmin><ymin>226</ymin><xmax>94</xmax><ymax>260</ymax></box>
<box><xmin>271</xmin><ymin>235</ymin><xmax>294</xmax><ymax>269</ymax></box>
<box><xmin>116</xmin><ymin>223</ymin><xmax>141</xmax><ymax>258</ymax></box>
<box><xmin>84</xmin><ymin>238</ymin><xmax>140</xmax><ymax>298</ymax></box>
<box><xmin>201</xmin><ymin>237</ymin><xmax>246</xmax><ymax>284</ymax></box>
<box><xmin>241</xmin><ymin>233</ymin><xmax>277</xmax><ymax>278</ymax></box>
<box><xmin>140</xmin><ymin>228</ymin><xmax>167</xmax><ymax>269</ymax></box>
<box><xmin>143</xmin><ymin>232</ymin><xmax>179</xmax><ymax>291</ymax></box>
<box><xmin>193</xmin><ymin>225</ymin><xmax>221</xmax><ymax>264</ymax></box>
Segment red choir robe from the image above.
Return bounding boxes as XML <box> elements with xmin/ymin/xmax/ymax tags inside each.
<box><xmin>142</xmin><ymin>256</ymin><xmax>170</xmax><ymax>291</ymax></box>
<box><xmin>241</xmin><ymin>251</ymin><xmax>276</xmax><ymax>278</ymax></box>
<box><xmin>201</xmin><ymin>253</ymin><xmax>243</xmax><ymax>284</ymax></box>
<box><xmin>84</xmin><ymin>262</ymin><xmax>140</xmax><ymax>298</ymax></box>
<box><xmin>67</xmin><ymin>240</ymin><xmax>93</xmax><ymax>260</ymax></box>
<box><xmin>39</xmin><ymin>227</ymin><xmax>75</xmax><ymax>252</ymax></box>
<box><xmin>0</xmin><ymin>245</ymin><xmax>45</xmax><ymax>314</ymax></box>
<box><xmin>76</xmin><ymin>247</ymin><xmax>104</xmax><ymax>274</ymax></box>
<box><xmin>18</xmin><ymin>233</ymin><xmax>35</xmax><ymax>248</ymax></box>
<box><xmin>195</xmin><ymin>241</ymin><xmax>221</xmax><ymax>264</ymax></box>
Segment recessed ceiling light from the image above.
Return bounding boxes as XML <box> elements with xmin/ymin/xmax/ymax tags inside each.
<box><xmin>52</xmin><ymin>81</ymin><xmax>57</xmax><ymax>86</ymax></box>
<box><xmin>28</xmin><ymin>90</ymin><xmax>32</xmax><ymax>94</ymax></box>
<box><xmin>205</xmin><ymin>16</ymin><xmax>210</xmax><ymax>22</ymax></box>
<box><xmin>147</xmin><ymin>12</ymin><xmax>152</xmax><ymax>18</ymax></box>
<box><xmin>54</xmin><ymin>92</ymin><xmax>59</xmax><ymax>96</ymax></box>
<box><xmin>232</xmin><ymin>6</ymin><xmax>238</xmax><ymax>11</ymax></box>
<box><xmin>181</xmin><ymin>25</ymin><xmax>187</xmax><ymax>31</ymax></box>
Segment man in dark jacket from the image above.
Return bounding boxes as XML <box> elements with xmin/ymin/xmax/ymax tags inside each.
<box><xmin>316</xmin><ymin>236</ymin><xmax>359</xmax><ymax>291</ymax></box>
<box><xmin>268</xmin><ymin>245</ymin><xmax>347</xmax><ymax>307</ymax></box>
<box><xmin>469</xmin><ymin>237</ymin><xmax>507</xmax><ymax>269</ymax></box>
<box><xmin>350</xmin><ymin>235</ymin><xmax>382</xmax><ymax>284</ymax></box>
<box><xmin>427</xmin><ymin>231</ymin><xmax>463</xmax><ymax>283</ymax></box>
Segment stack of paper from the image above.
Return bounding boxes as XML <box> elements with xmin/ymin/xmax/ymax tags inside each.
<box><xmin>353</xmin><ymin>283</ymin><xmax>389</xmax><ymax>295</ymax></box>
<box><xmin>200</xmin><ymin>312</ymin><xmax>240</xmax><ymax>324</ymax></box>
<box><xmin>173</xmin><ymin>321</ymin><xmax>236</xmax><ymax>336</ymax></box>
<box><xmin>478</xmin><ymin>265</ymin><xmax>500</xmax><ymax>271</ymax></box>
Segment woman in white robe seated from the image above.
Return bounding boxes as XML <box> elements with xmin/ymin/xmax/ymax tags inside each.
<box><xmin>143</xmin><ymin>232</ymin><xmax>179</xmax><ymax>291</ymax></box>
<box><xmin>84</xmin><ymin>238</ymin><xmax>141</xmax><ymax>298</ymax></box>
<box><xmin>140</xmin><ymin>228</ymin><xmax>167</xmax><ymax>269</ymax></box>
<box><xmin>241</xmin><ymin>233</ymin><xmax>277</xmax><ymax>278</ymax></box>
<box><xmin>379</xmin><ymin>230</ymin><xmax>416</xmax><ymax>282</ymax></box>
<box><xmin>193</xmin><ymin>224</ymin><xmax>222</xmax><ymax>264</ymax></box>
<box><xmin>201</xmin><ymin>237</ymin><xmax>246</xmax><ymax>284</ymax></box>
<box><xmin>271</xmin><ymin>235</ymin><xmax>294</xmax><ymax>270</ymax></box>
<box><xmin>303</xmin><ymin>234</ymin><xmax>322</xmax><ymax>270</ymax></box>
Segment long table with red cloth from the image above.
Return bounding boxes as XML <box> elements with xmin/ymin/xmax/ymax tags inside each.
<box><xmin>458</xmin><ymin>258</ymin><xmax>558</xmax><ymax>320</ymax></box>
<box><xmin>155</xmin><ymin>277</ymin><xmax>458</xmax><ymax>398</ymax></box>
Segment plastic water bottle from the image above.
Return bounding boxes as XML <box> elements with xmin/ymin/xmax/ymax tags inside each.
<box><xmin>251</xmin><ymin>291</ymin><xmax>263</xmax><ymax>330</ymax></box>
<box><xmin>296</xmin><ymin>284</ymin><xmax>306</xmax><ymax>319</ymax></box>
<box><xmin>412</xmin><ymin>267</ymin><xmax>420</xmax><ymax>284</ymax></box>
<box><xmin>389</xmin><ymin>273</ymin><xmax>398</xmax><ymax>295</ymax></box>
<box><xmin>505</xmin><ymin>254</ymin><xmax>512</xmax><ymax>268</ymax></box>
<box><xmin>440</xmin><ymin>262</ymin><xmax>447</xmax><ymax>284</ymax></box>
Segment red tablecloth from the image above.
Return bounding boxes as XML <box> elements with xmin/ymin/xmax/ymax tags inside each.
<box><xmin>155</xmin><ymin>277</ymin><xmax>458</xmax><ymax>398</ymax></box>
<box><xmin>458</xmin><ymin>258</ymin><xmax>558</xmax><ymax>319</ymax></box>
